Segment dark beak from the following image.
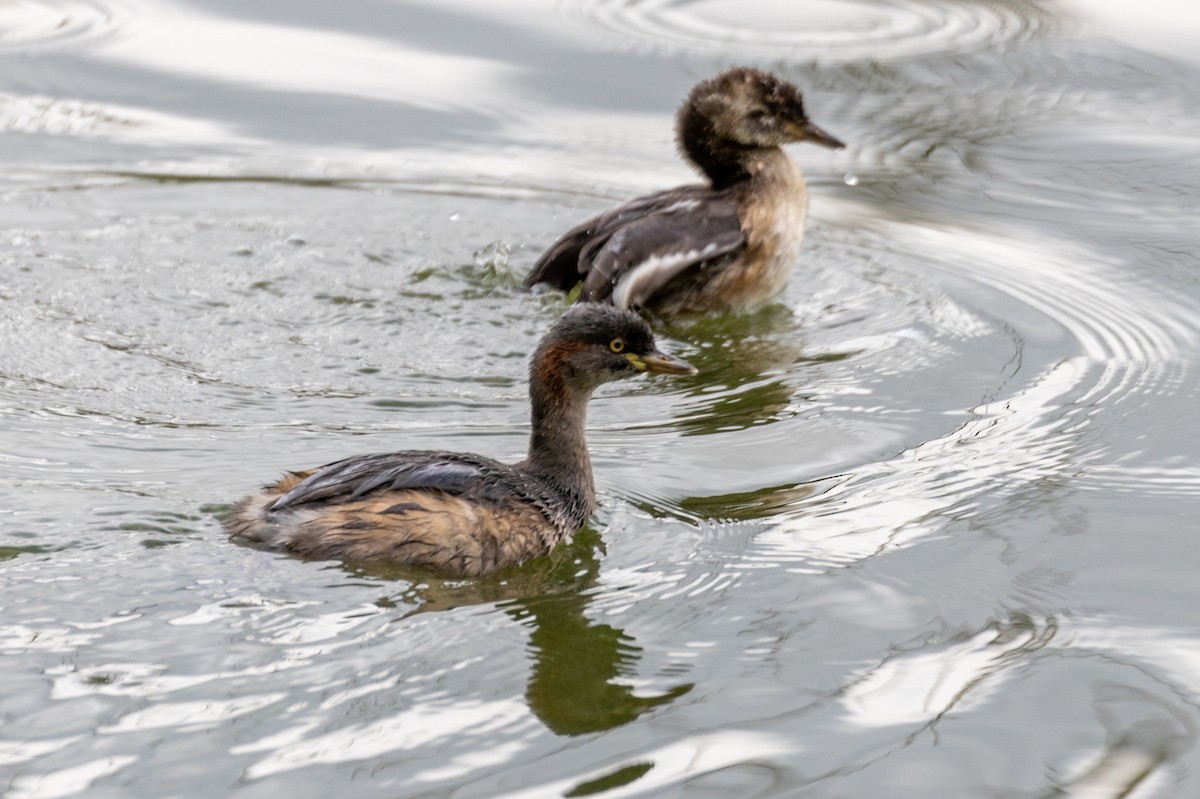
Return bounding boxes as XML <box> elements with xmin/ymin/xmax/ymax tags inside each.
<box><xmin>628</xmin><ymin>350</ymin><xmax>697</xmax><ymax>376</ymax></box>
<box><xmin>801</xmin><ymin>120</ymin><xmax>845</xmax><ymax>150</ymax></box>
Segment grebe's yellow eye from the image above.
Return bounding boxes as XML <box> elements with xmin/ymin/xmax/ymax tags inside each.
<box><xmin>609</xmin><ymin>338</ymin><xmax>625</xmax><ymax>353</ymax></box>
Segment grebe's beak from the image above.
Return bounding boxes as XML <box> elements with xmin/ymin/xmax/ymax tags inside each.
<box><xmin>803</xmin><ymin>120</ymin><xmax>845</xmax><ymax>149</ymax></box>
<box><xmin>627</xmin><ymin>349</ymin><xmax>697</xmax><ymax>376</ymax></box>
<box><xmin>787</xmin><ymin>119</ymin><xmax>845</xmax><ymax>149</ymax></box>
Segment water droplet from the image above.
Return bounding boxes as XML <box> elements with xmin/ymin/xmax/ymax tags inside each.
<box><xmin>448</xmin><ymin>213</ymin><xmax>461</xmax><ymax>222</ymax></box>
<box><xmin>844</xmin><ymin>173</ymin><xmax>860</xmax><ymax>187</ymax></box>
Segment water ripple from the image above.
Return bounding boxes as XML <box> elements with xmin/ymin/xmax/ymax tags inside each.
<box><xmin>731</xmin><ymin>214</ymin><xmax>1200</xmax><ymax>569</ymax></box>
<box><xmin>0</xmin><ymin>0</ymin><xmax>125</xmax><ymax>54</ymax></box>
<box><xmin>240</xmin><ymin>697</ymin><xmax>536</xmax><ymax>780</ymax></box>
<box><xmin>493</xmin><ymin>729</ymin><xmax>794</xmax><ymax>799</ymax></box>
<box><xmin>568</xmin><ymin>0</ymin><xmax>1049</xmax><ymax>61</ymax></box>
<box><xmin>840</xmin><ymin>612</ymin><xmax>1058</xmax><ymax>727</ymax></box>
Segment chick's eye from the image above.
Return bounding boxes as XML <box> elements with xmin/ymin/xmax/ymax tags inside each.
<box><xmin>609</xmin><ymin>338</ymin><xmax>625</xmax><ymax>353</ymax></box>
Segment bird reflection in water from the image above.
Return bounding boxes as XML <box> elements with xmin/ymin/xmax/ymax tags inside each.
<box><xmin>662</xmin><ymin>305</ymin><xmax>856</xmax><ymax>437</ymax></box>
<box><xmin>346</xmin><ymin>527</ymin><xmax>693</xmax><ymax>736</ymax></box>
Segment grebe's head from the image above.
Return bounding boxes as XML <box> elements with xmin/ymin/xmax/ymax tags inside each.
<box><xmin>681</xmin><ymin>66</ymin><xmax>845</xmax><ymax>151</ymax></box>
<box><xmin>533</xmin><ymin>305</ymin><xmax>695</xmax><ymax>391</ymax></box>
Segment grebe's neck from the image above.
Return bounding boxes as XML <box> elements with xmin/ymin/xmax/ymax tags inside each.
<box><xmin>678</xmin><ymin>114</ymin><xmax>800</xmax><ymax>192</ymax></box>
<box><xmin>519</xmin><ymin>350</ymin><xmax>596</xmax><ymax>527</ymax></box>
<box><xmin>678</xmin><ymin>111</ymin><xmax>752</xmax><ymax>189</ymax></box>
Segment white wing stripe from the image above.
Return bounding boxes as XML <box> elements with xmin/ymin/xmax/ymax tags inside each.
<box><xmin>611</xmin><ymin>242</ymin><xmax>726</xmax><ymax>309</ymax></box>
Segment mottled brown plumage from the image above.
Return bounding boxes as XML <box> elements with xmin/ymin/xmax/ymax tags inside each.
<box><xmin>225</xmin><ymin>305</ymin><xmax>695</xmax><ymax>577</ymax></box>
<box><xmin>524</xmin><ymin>66</ymin><xmax>844</xmax><ymax>316</ymax></box>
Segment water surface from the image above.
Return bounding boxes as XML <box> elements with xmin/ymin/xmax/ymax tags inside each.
<box><xmin>3</xmin><ymin>1</ymin><xmax>1200</xmax><ymax>797</ymax></box>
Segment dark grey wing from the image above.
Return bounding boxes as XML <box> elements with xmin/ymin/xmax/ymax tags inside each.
<box><xmin>579</xmin><ymin>195</ymin><xmax>745</xmax><ymax>308</ymax></box>
<box><xmin>268</xmin><ymin>451</ymin><xmax>503</xmax><ymax>512</ymax></box>
<box><xmin>523</xmin><ymin>217</ymin><xmax>604</xmax><ymax>291</ymax></box>
<box><xmin>523</xmin><ymin>186</ymin><xmax>712</xmax><ymax>291</ymax></box>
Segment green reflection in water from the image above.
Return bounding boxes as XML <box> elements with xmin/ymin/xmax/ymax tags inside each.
<box><xmin>658</xmin><ymin>304</ymin><xmax>855</xmax><ymax>436</ymax></box>
<box><xmin>677</xmin><ymin>480</ymin><xmax>828</xmax><ymax>522</ymax></box>
<box><xmin>512</xmin><ymin>528</ymin><xmax>693</xmax><ymax>736</ymax></box>
<box><xmin>0</xmin><ymin>544</ymin><xmax>52</xmax><ymax>561</ymax></box>
<box><xmin>349</xmin><ymin>528</ymin><xmax>693</xmax><ymax>737</ymax></box>
<box><xmin>565</xmin><ymin>762</ymin><xmax>655</xmax><ymax>797</ymax></box>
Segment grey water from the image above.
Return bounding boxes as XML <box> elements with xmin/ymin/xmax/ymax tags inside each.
<box><xmin>3</xmin><ymin>1</ymin><xmax>1200</xmax><ymax>797</ymax></box>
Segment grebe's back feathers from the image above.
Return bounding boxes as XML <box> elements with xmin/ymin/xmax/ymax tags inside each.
<box><xmin>525</xmin><ymin>186</ymin><xmax>703</xmax><ymax>292</ymax></box>
<box><xmin>580</xmin><ymin>192</ymin><xmax>744</xmax><ymax>309</ymax></box>
<box><xmin>526</xmin><ymin>185</ymin><xmax>745</xmax><ymax>310</ymax></box>
<box><xmin>269</xmin><ymin>451</ymin><xmax>538</xmax><ymax>513</ymax></box>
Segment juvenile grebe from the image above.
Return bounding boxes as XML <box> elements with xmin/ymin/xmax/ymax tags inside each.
<box><xmin>524</xmin><ymin>66</ymin><xmax>844</xmax><ymax>315</ymax></box>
